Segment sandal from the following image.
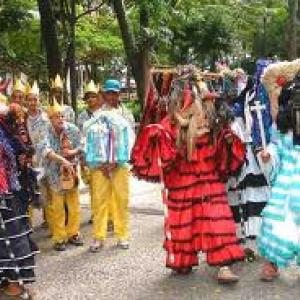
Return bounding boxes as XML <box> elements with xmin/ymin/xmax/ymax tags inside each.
<box><xmin>89</xmin><ymin>240</ymin><xmax>104</xmax><ymax>253</ymax></box>
<box><xmin>245</xmin><ymin>248</ymin><xmax>257</xmax><ymax>263</ymax></box>
<box><xmin>68</xmin><ymin>235</ymin><xmax>84</xmax><ymax>246</ymax></box>
<box><xmin>217</xmin><ymin>266</ymin><xmax>239</xmax><ymax>284</ymax></box>
<box><xmin>171</xmin><ymin>267</ymin><xmax>193</xmax><ymax>275</ymax></box>
<box><xmin>3</xmin><ymin>286</ymin><xmax>33</xmax><ymax>299</ymax></box>
<box><xmin>260</xmin><ymin>261</ymin><xmax>279</xmax><ymax>282</ymax></box>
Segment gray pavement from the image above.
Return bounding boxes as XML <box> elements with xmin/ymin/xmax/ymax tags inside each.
<box><xmin>79</xmin><ymin>176</ymin><xmax>164</xmax><ymax>214</ymax></box>
<box><xmin>29</xmin><ymin>177</ymin><xmax>300</xmax><ymax>300</ymax></box>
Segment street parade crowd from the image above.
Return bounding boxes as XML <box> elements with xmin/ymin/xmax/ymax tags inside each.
<box><xmin>1</xmin><ymin>58</ymin><xmax>300</xmax><ymax>298</ymax></box>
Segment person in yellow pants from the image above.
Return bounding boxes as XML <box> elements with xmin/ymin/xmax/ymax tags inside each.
<box><xmin>89</xmin><ymin>165</ymin><xmax>129</xmax><ymax>251</ymax></box>
<box><xmin>37</xmin><ymin>98</ymin><xmax>83</xmax><ymax>251</ymax></box>
<box><xmin>88</xmin><ymin>79</ymin><xmax>135</xmax><ymax>252</ymax></box>
<box><xmin>77</xmin><ymin>81</ymin><xmax>112</xmax><ymax>227</ymax></box>
<box><xmin>50</xmin><ymin>188</ymin><xmax>80</xmax><ymax>245</ymax></box>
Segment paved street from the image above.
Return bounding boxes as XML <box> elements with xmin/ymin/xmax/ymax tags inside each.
<box><xmin>30</xmin><ymin>178</ymin><xmax>300</xmax><ymax>300</ymax></box>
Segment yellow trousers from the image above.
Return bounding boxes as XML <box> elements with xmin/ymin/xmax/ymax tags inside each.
<box><xmin>90</xmin><ymin>166</ymin><xmax>129</xmax><ymax>241</ymax></box>
<box><xmin>43</xmin><ymin>183</ymin><xmax>54</xmax><ymax>235</ymax></box>
<box><xmin>48</xmin><ymin>188</ymin><xmax>81</xmax><ymax>243</ymax></box>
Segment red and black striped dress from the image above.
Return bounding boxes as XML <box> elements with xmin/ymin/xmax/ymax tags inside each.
<box><xmin>132</xmin><ymin>117</ymin><xmax>246</xmax><ymax>270</ymax></box>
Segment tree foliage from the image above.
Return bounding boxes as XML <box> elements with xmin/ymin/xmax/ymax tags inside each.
<box><xmin>0</xmin><ymin>0</ymin><xmax>295</xmax><ymax>85</ymax></box>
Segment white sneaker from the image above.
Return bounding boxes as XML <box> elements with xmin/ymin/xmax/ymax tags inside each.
<box><xmin>89</xmin><ymin>239</ymin><xmax>104</xmax><ymax>253</ymax></box>
<box><xmin>117</xmin><ymin>240</ymin><xmax>129</xmax><ymax>250</ymax></box>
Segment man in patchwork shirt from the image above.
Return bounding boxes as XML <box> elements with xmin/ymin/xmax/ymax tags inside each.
<box><xmin>37</xmin><ymin>99</ymin><xmax>83</xmax><ymax>251</ymax></box>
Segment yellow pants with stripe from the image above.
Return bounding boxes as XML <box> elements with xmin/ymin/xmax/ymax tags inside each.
<box><xmin>47</xmin><ymin>188</ymin><xmax>81</xmax><ymax>244</ymax></box>
<box><xmin>90</xmin><ymin>166</ymin><xmax>129</xmax><ymax>241</ymax></box>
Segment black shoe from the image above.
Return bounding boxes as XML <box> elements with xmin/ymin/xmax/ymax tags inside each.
<box><xmin>68</xmin><ymin>235</ymin><xmax>84</xmax><ymax>246</ymax></box>
<box><xmin>54</xmin><ymin>242</ymin><xmax>66</xmax><ymax>251</ymax></box>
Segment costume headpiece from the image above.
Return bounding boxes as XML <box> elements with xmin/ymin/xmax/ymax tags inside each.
<box><xmin>27</xmin><ymin>81</ymin><xmax>40</xmax><ymax>97</ymax></box>
<box><xmin>47</xmin><ymin>97</ymin><xmax>64</xmax><ymax>117</ymax></box>
<box><xmin>50</xmin><ymin>74</ymin><xmax>63</xmax><ymax>90</ymax></box>
<box><xmin>84</xmin><ymin>80</ymin><xmax>99</xmax><ymax>95</ymax></box>
<box><xmin>13</xmin><ymin>79</ymin><xmax>26</xmax><ymax>94</ymax></box>
<box><xmin>0</xmin><ymin>93</ymin><xmax>7</xmax><ymax>105</ymax></box>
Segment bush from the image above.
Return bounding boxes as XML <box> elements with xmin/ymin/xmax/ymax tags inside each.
<box><xmin>123</xmin><ymin>100</ymin><xmax>142</xmax><ymax>122</ymax></box>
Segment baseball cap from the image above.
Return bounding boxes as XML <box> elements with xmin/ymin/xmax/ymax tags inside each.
<box><xmin>103</xmin><ymin>79</ymin><xmax>121</xmax><ymax>92</ymax></box>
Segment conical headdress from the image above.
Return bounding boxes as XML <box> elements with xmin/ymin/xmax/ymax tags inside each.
<box><xmin>0</xmin><ymin>93</ymin><xmax>7</xmax><ymax>104</ymax></box>
<box><xmin>27</xmin><ymin>81</ymin><xmax>40</xmax><ymax>97</ymax></box>
<box><xmin>47</xmin><ymin>97</ymin><xmax>64</xmax><ymax>117</ymax></box>
<box><xmin>84</xmin><ymin>80</ymin><xmax>99</xmax><ymax>95</ymax></box>
<box><xmin>50</xmin><ymin>74</ymin><xmax>63</xmax><ymax>89</ymax></box>
<box><xmin>13</xmin><ymin>79</ymin><xmax>26</xmax><ymax>93</ymax></box>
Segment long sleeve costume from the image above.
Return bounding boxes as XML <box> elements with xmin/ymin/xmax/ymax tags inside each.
<box><xmin>0</xmin><ymin>122</ymin><xmax>37</xmax><ymax>285</ymax></box>
<box><xmin>257</xmin><ymin>128</ymin><xmax>300</xmax><ymax>268</ymax></box>
<box><xmin>229</xmin><ymin>87</ymin><xmax>271</xmax><ymax>239</ymax></box>
<box><xmin>132</xmin><ymin>114</ymin><xmax>245</xmax><ymax>270</ymax></box>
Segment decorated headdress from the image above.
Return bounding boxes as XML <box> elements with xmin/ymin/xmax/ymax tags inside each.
<box><xmin>262</xmin><ymin>59</ymin><xmax>300</xmax><ymax>120</ymax></box>
<box><xmin>47</xmin><ymin>97</ymin><xmax>64</xmax><ymax>117</ymax></box>
<box><xmin>50</xmin><ymin>74</ymin><xmax>63</xmax><ymax>90</ymax></box>
<box><xmin>13</xmin><ymin>78</ymin><xmax>26</xmax><ymax>94</ymax></box>
<box><xmin>27</xmin><ymin>81</ymin><xmax>40</xmax><ymax>97</ymax></box>
<box><xmin>0</xmin><ymin>93</ymin><xmax>7</xmax><ymax>105</ymax></box>
<box><xmin>84</xmin><ymin>80</ymin><xmax>99</xmax><ymax>95</ymax></box>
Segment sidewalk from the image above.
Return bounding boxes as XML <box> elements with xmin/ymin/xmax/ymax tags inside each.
<box><xmin>79</xmin><ymin>176</ymin><xmax>163</xmax><ymax>214</ymax></box>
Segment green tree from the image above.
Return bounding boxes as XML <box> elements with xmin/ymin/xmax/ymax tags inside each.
<box><xmin>0</xmin><ymin>0</ymin><xmax>45</xmax><ymax>75</ymax></box>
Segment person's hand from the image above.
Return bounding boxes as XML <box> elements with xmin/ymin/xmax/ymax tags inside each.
<box><xmin>224</xmin><ymin>132</ymin><xmax>233</xmax><ymax>145</ymax></box>
<box><xmin>260</xmin><ymin>150</ymin><xmax>271</xmax><ymax>163</ymax></box>
<box><xmin>61</xmin><ymin>158</ymin><xmax>75</xmax><ymax>175</ymax></box>
<box><xmin>18</xmin><ymin>154</ymin><xmax>27</xmax><ymax>167</ymax></box>
<box><xmin>98</xmin><ymin>165</ymin><xmax>110</xmax><ymax>178</ymax></box>
<box><xmin>62</xmin><ymin>148</ymin><xmax>78</xmax><ymax>158</ymax></box>
<box><xmin>107</xmin><ymin>163</ymin><xmax>117</xmax><ymax>173</ymax></box>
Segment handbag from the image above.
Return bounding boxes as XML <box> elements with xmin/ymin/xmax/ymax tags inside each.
<box><xmin>60</xmin><ymin>165</ymin><xmax>75</xmax><ymax>191</ymax></box>
<box><xmin>59</xmin><ymin>131</ymin><xmax>78</xmax><ymax>191</ymax></box>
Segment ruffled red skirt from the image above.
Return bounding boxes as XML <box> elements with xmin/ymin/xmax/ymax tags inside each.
<box><xmin>164</xmin><ymin>169</ymin><xmax>244</xmax><ymax>269</ymax></box>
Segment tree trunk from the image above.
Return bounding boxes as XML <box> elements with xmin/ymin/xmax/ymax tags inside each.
<box><xmin>37</xmin><ymin>0</ymin><xmax>62</xmax><ymax>79</ymax></box>
<box><xmin>288</xmin><ymin>0</ymin><xmax>298</xmax><ymax>59</ymax></box>
<box><xmin>112</xmin><ymin>0</ymin><xmax>150</xmax><ymax>108</ymax></box>
<box><xmin>69</xmin><ymin>0</ymin><xmax>77</xmax><ymax>114</ymax></box>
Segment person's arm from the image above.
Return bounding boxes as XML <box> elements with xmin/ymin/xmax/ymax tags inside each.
<box><xmin>46</xmin><ymin>150</ymin><xmax>75</xmax><ymax>174</ymax></box>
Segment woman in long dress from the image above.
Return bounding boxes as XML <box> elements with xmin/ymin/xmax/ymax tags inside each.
<box><xmin>0</xmin><ymin>102</ymin><xmax>37</xmax><ymax>299</ymax></box>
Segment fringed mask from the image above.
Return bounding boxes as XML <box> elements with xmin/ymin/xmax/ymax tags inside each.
<box><xmin>169</xmin><ymin>79</ymin><xmax>215</xmax><ymax>160</ymax></box>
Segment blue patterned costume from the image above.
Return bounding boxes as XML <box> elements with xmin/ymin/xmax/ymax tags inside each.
<box><xmin>258</xmin><ymin>129</ymin><xmax>300</xmax><ymax>267</ymax></box>
<box><xmin>83</xmin><ymin>109</ymin><xmax>135</xmax><ymax>168</ymax></box>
